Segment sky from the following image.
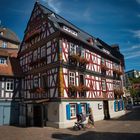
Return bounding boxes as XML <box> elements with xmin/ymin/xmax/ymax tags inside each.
<box><xmin>0</xmin><ymin>0</ymin><xmax>140</xmax><ymax>71</ymax></box>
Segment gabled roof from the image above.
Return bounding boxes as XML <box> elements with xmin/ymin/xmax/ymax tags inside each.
<box><xmin>0</xmin><ymin>57</ymin><xmax>23</xmax><ymax>77</ymax></box>
<box><xmin>39</xmin><ymin>3</ymin><xmax>96</xmax><ymax>45</ymax></box>
<box><xmin>20</xmin><ymin>2</ymin><xmax>124</xmax><ymax>64</ymax></box>
<box><xmin>38</xmin><ymin>3</ymin><xmax>122</xmax><ymax>63</ymax></box>
<box><xmin>0</xmin><ymin>27</ymin><xmax>20</xmax><ymax>44</ymax></box>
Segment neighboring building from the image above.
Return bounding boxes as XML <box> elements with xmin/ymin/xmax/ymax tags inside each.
<box><xmin>0</xmin><ymin>26</ymin><xmax>22</xmax><ymax>125</ymax></box>
<box><xmin>18</xmin><ymin>2</ymin><xmax>125</xmax><ymax>128</ymax></box>
<box><xmin>125</xmin><ymin>69</ymin><xmax>140</xmax><ymax>79</ymax></box>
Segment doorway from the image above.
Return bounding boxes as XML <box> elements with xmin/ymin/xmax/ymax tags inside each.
<box><xmin>103</xmin><ymin>101</ymin><xmax>110</xmax><ymax>120</ymax></box>
<box><xmin>33</xmin><ymin>105</ymin><xmax>43</xmax><ymax>127</ymax></box>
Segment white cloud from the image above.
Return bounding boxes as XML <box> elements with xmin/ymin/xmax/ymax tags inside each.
<box><xmin>125</xmin><ymin>50</ymin><xmax>140</xmax><ymax>59</ymax></box>
<box><xmin>128</xmin><ymin>30</ymin><xmax>140</xmax><ymax>39</ymax></box>
<box><xmin>123</xmin><ymin>44</ymin><xmax>140</xmax><ymax>60</ymax></box>
<box><xmin>122</xmin><ymin>44</ymin><xmax>140</xmax><ymax>52</ymax></box>
<box><xmin>41</xmin><ymin>0</ymin><xmax>62</xmax><ymax>13</ymax></box>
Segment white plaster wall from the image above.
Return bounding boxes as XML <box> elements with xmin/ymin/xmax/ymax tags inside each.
<box><xmin>46</xmin><ymin>102</ymin><xmax>60</xmax><ymax>127</ymax></box>
<box><xmin>108</xmin><ymin>100</ymin><xmax>125</xmax><ymax>118</ymax></box>
<box><xmin>51</xmin><ymin>101</ymin><xmax>104</xmax><ymax>128</ymax></box>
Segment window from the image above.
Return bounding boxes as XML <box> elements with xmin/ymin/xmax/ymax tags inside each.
<box><xmin>33</xmin><ymin>76</ymin><xmax>38</xmax><ymax>87</ymax></box>
<box><xmin>33</xmin><ymin>50</ymin><xmax>37</xmax><ymax>61</ymax></box>
<box><xmin>0</xmin><ymin>58</ymin><xmax>6</xmax><ymax>64</ymax></box>
<box><xmin>80</xmin><ymin>48</ymin><xmax>85</xmax><ymax>58</ymax></box>
<box><xmin>69</xmin><ymin>72</ymin><xmax>75</xmax><ymax>85</ymax></box>
<box><xmin>41</xmin><ymin>74</ymin><xmax>47</xmax><ymax>88</ymax></box>
<box><xmin>41</xmin><ymin>46</ymin><xmax>46</xmax><ymax>57</ymax></box>
<box><xmin>101</xmin><ymin>58</ymin><xmax>105</xmax><ymax>64</ymax></box>
<box><xmin>79</xmin><ymin>74</ymin><xmax>84</xmax><ymax>85</ymax></box>
<box><xmin>81</xmin><ymin>104</ymin><xmax>86</xmax><ymax>115</ymax></box>
<box><xmin>70</xmin><ymin>104</ymin><xmax>77</xmax><ymax>118</ymax></box>
<box><xmin>6</xmin><ymin>80</ymin><xmax>14</xmax><ymax>91</ymax></box>
<box><xmin>102</xmin><ymin>79</ymin><xmax>106</xmax><ymax>91</ymax></box>
<box><xmin>69</xmin><ymin>43</ymin><xmax>76</xmax><ymax>55</ymax></box>
<box><xmin>2</xmin><ymin>42</ymin><xmax>7</xmax><ymax>48</ymax></box>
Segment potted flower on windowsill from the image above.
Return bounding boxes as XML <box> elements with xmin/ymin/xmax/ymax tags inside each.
<box><xmin>79</xmin><ymin>57</ymin><xmax>89</xmax><ymax>69</ymax></box>
<box><xmin>101</xmin><ymin>63</ymin><xmax>109</xmax><ymax>71</ymax></box>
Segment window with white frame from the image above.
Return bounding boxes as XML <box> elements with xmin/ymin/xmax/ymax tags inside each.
<box><xmin>69</xmin><ymin>72</ymin><xmax>75</xmax><ymax>85</ymax></box>
<box><xmin>69</xmin><ymin>43</ymin><xmax>76</xmax><ymax>55</ymax></box>
<box><xmin>6</xmin><ymin>79</ymin><xmax>14</xmax><ymax>91</ymax></box>
<box><xmin>33</xmin><ymin>76</ymin><xmax>38</xmax><ymax>87</ymax></box>
<box><xmin>101</xmin><ymin>58</ymin><xmax>105</xmax><ymax>64</ymax></box>
<box><xmin>41</xmin><ymin>46</ymin><xmax>46</xmax><ymax>57</ymax></box>
<box><xmin>81</xmin><ymin>104</ymin><xmax>86</xmax><ymax>115</ymax></box>
<box><xmin>80</xmin><ymin>48</ymin><xmax>85</xmax><ymax>58</ymax></box>
<box><xmin>2</xmin><ymin>42</ymin><xmax>7</xmax><ymax>48</ymax></box>
<box><xmin>33</xmin><ymin>50</ymin><xmax>37</xmax><ymax>61</ymax></box>
<box><xmin>0</xmin><ymin>58</ymin><xmax>6</xmax><ymax>64</ymax></box>
<box><xmin>70</xmin><ymin>104</ymin><xmax>77</xmax><ymax>118</ymax></box>
<box><xmin>102</xmin><ymin>79</ymin><xmax>106</xmax><ymax>91</ymax></box>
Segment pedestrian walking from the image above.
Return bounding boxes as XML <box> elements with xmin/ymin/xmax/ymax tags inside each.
<box><xmin>87</xmin><ymin>107</ymin><xmax>95</xmax><ymax>128</ymax></box>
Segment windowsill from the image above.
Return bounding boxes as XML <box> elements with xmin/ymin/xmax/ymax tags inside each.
<box><xmin>6</xmin><ymin>90</ymin><xmax>13</xmax><ymax>92</ymax></box>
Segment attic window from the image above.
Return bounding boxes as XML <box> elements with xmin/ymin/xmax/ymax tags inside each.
<box><xmin>102</xmin><ymin>48</ymin><xmax>110</xmax><ymax>55</ymax></box>
<box><xmin>0</xmin><ymin>58</ymin><xmax>7</xmax><ymax>64</ymax></box>
<box><xmin>63</xmin><ymin>26</ymin><xmax>77</xmax><ymax>36</ymax></box>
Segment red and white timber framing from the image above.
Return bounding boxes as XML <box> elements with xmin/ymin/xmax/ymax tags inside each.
<box><xmin>60</xmin><ymin>39</ymin><xmax>122</xmax><ymax>99</ymax></box>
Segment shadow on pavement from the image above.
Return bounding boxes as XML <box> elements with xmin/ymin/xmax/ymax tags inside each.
<box><xmin>112</xmin><ymin>107</ymin><xmax>140</xmax><ymax>121</ymax></box>
<box><xmin>52</xmin><ymin>131</ymin><xmax>140</xmax><ymax>140</ymax></box>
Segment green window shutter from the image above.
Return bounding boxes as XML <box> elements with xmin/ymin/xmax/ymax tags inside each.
<box><xmin>114</xmin><ymin>101</ymin><xmax>116</xmax><ymax>112</ymax></box>
<box><xmin>118</xmin><ymin>101</ymin><xmax>120</xmax><ymax>111</ymax></box>
<box><xmin>77</xmin><ymin>104</ymin><xmax>82</xmax><ymax>114</ymax></box>
<box><xmin>66</xmin><ymin>104</ymin><xmax>70</xmax><ymax>120</ymax></box>
<box><xmin>122</xmin><ymin>100</ymin><xmax>124</xmax><ymax>110</ymax></box>
<box><xmin>86</xmin><ymin>103</ymin><xmax>90</xmax><ymax>114</ymax></box>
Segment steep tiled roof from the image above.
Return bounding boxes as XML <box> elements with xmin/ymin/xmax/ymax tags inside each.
<box><xmin>38</xmin><ymin>3</ymin><xmax>123</xmax><ymax>63</ymax></box>
<box><xmin>0</xmin><ymin>27</ymin><xmax>20</xmax><ymax>44</ymax></box>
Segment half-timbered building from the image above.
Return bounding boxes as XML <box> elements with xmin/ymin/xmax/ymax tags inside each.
<box><xmin>18</xmin><ymin>2</ymin><xmax>125</xmax><ymax>128</ymax></box>
<box><xmin>0</xmin><ymin>26</ymin><xmax>22</xmax><ymax>125</ymax></box>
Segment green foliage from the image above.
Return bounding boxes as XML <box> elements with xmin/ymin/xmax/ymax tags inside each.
<box><xmin>129</xmin><ymin>77</ymin><xmax>140</xmax><ymax>84</ymax></box>
<box><xmin>129</xmin><ymin>77</ymin><xmax>140</xmax><ymax>98</ymax></box>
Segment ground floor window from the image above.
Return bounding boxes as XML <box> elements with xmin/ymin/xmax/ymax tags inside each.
<box><xmin>70</xmin><ymin>104</ymin><xmax>77</xmax><ymax>118</ymax></box>
<box><xmin>66</xmin><ymin>103</ymin><xmax>90</xmax><ymax>120</ymax></box>
<box><xmin>81</xmin><ymin>103</ymin><xmax>86</xmax><ymax>115</ymax></box>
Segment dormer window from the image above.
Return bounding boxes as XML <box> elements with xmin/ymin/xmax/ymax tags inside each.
<box><xmin>63</xmin><ymin>26</ymin><xmax>77</xmax><ymax>36</ymax></box>
<box><xmin>2</xmin><ymin>42</ymin><xmax>7</xmax><ymax>48</ymax></box>
<box><xmin>0</xmin><ymin>58</ymin><xmax>6</xmax><ymax>64</ymax></box>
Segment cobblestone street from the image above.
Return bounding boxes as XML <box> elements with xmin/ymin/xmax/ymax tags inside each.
<box><xmin>0</xmin><ymin>107</ymin><xmax>140</xmax><ymax>140</ymax></box>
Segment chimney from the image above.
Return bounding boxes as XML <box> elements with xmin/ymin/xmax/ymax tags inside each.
<box><xmin>87</xmin><ymin>38</ymin><xmax>94</xmax><ymax>45</ymax></box>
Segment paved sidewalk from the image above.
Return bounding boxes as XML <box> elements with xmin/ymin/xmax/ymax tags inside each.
<box><xmin>0</xmin><ymin>108</ymin><xmax>140</xmax><ymax>140</ymax></box>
